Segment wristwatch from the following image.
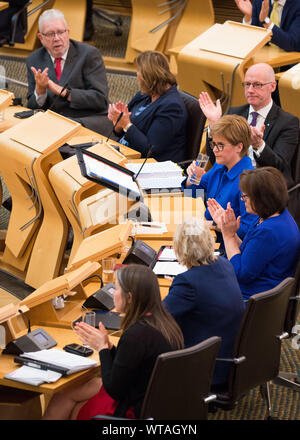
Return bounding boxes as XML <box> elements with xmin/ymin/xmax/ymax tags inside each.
<box><xmin>123</xmin><ymin>122</ymin><xmax>132</xmax><ymax>132</ymax></box>
<box><xmin>64</xmin><ymin>88</ymin><xmax>71</xmax><ymax>100</ymax></box>
<box><xmin>264</xmin><ymin>16</ymin><xmax>271</xmax><ymax>25</ymax></box>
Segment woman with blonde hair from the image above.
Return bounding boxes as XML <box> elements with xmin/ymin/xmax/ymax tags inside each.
<box><xmin>163</xmin><ymin>218</ymin><xmax>244</xmax><ymax>389</ymax></box>
<box><xmin>108</xmin><ymin>50</ymin><xmax>187</xmax><ymax>162</ymax></box>
<box><xmin>43</xmin><ymin>264</ymin><xmax>183</xmax><ymax>420</ymax></box>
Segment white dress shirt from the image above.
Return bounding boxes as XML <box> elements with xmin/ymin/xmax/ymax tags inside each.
<box><xmin>248</xmin><ymin>99</ymin><xmax>273</xmax><ymax>166</ymax></box>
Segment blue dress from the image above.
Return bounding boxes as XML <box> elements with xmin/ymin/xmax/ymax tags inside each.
<box><xmin>163</xmin><ymin>257</ymin><xmax>245</xmax><ymax>385</ymax></box>
<box><xmin>182</xmin><ymin>155</ymin><xmax>258</xmax><ymax>239</ymax></box>
<box><xmin>230</xmin><ymin>209</ymin><xmax>300</xmax><ymax>299</ymax></box>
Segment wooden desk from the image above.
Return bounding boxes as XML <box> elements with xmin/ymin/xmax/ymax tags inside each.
<box><xmin>0</xmin><ymin>2</ymin><xmax>7</xmax><ymax>11</ymax></box>
<box><xmin>0</xmin><ymin>325</ymin><xmax>119</xmax><ymax>418</ymax></box>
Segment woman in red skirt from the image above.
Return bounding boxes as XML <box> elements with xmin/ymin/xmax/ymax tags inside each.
<box><xmin>43</xmin><ymin>264</ymin><xmax>184</xmax><ymax>419</ymax></box>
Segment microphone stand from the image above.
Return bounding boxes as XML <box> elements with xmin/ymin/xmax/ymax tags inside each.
<box><xmin>133</xmin><ymin>147</ymin><xmax>154</xmax><ymax>182</ymax></box>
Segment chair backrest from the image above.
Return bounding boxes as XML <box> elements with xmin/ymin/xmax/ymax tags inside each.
<box><xmin>227</xmin><ymin>278</ymin><xmax>294</xmax><ymax>401</ymax></box>
<box><xmin>140</xmin><ymin>336</ymin><xmax>221</xmax><ymax>420</ymax></box>
<box><xmin>10</xmin><ymin>2</ymin><xmax>30</xmax><ymax>45</ymax></box>
<box><xmin>179</xmin><ymin>90</ymin><xmax>207</xmax><ymax>164</ymax></box>
<box><xmin>284</xmin><ymin>259</ymin><xmax>300</xmax><ymax>335</ymax></box>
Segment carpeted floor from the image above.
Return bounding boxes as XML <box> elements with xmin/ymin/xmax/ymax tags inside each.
<box><xmin>0</xmin><ymin>11</ymin><xmax>299</xmax><ymax>421</ymax></box>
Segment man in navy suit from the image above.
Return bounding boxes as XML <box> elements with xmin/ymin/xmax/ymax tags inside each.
<box><xmin>235</xmin><ymin>0</ymin><xmax>300</xmax><ymax>52</ymax></box>
<box><xmin>200</xmin><ymin>63</ymin><xmax>299</xmax><ymax>188</ymax></box>
<box><xmin>26</xmin><ymin>8</ymin><xmax>113</xmax><ymax>136</ymax></box>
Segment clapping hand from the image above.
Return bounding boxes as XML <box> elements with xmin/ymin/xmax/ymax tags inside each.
<box><xmin>220</xmin><ymin>202</ymin><xmax>240</xmax><ymax>237</ymax></box>
<box><xmin>108</xmin><ymin>101</ymin><xmax>131</xmax><ymax>131</ymax></box>
<box><xmin>250</xmin><ymin>125</ymin><xmax>265</xmax><ymax>150</ymax></box>
<box><xmin>207</xmin><ymin>198</ymin><xmax>225</xmax><ymax>230</ymax></box>
<box><xmin>198</xmin><ymin>92</ymin><xmax>222</xmax><ymax>125</ymax></box>
<box><xmin>259</xmin><ymin>0</ymin><xmax>270</xmax><ymax>23</ymax></box>
<box><xmin>234</xmin><ymin>0</ymin><xmax>253</xmax><ymax>21</ymax></box>
<box><xmin>75</xmin><ymin>321</ymin><xmax>112</xmax><ymax>352</ymax></box>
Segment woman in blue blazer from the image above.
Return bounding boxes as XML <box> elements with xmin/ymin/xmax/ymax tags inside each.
<box><xmin>213</xmin><ymin>167</ymin><xmax>300</xmax><ymax>299</ymax></box>
<box><xmin>163</xmin><ymin>218</ymin><xmax>245</xmax><ymax>388</ymax></box>
<box><xmin>108</xmin><ymin>50</ymin><xmax>187</xmax><ymax>163</ymax></box>
<box><xmin>182</xmin><ymin>115</ymin><xmax>258</xmax><ymax>241</ymax></box>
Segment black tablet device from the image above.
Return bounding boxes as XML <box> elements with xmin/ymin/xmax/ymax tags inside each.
<box><xmin>75</xmin><ymin>147</ymin><xmax>143</xmax><ymax>202</ymax></box>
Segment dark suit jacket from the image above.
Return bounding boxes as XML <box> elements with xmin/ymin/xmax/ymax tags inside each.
<box><xmin>163</xmin><ymin>257</ymin><xmax>245</xmax><ymax>385</ymax></box>
<box><xmin>251</xmin><ymin>0</ymin><xmax>300</xmax><ymax>52</ymax></box>
<box><xmin>207</xmin><ymin>102</ymin><xmax>299</xmax><ymax>188</ymax></box>
<box><xmin>26</xmin><ymin>39</ymin><xmax>113</xmax><ymax>136</ymax></box>
<box><xmin>123</xmin><ymin>85</ymin><xmax>187</xmax><ymax>163</ymax></box>
<box><xmin>0</xmin><ymin>0</ymin><xmax>28</xmax><ymax>41</ymax></box>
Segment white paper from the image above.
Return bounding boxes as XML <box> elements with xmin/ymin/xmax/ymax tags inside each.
<box><xmin>153</xmin><ymin>261</ymin><xmax>187</xmax><ymax>276</ymax></box>
<box><xmin>159</xmin><ymin>247</ymin><xmax>177</xmax><ymax>261</ymax></box>
<box><xmin>134</xmin><ymin>222</ymin><xmax>167</xmax><ymax>235</ymax></box>
<box><xmin>4</xmin><ymin>365</ymin><xmax>62</xmax><ymax>386</ymax></box>
<box><xmin>126</xmin><ymin>161</ymin><xmax>184</xmax><ymax>190</ymax></box>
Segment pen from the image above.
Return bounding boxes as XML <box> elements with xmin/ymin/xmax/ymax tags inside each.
<box><xmin>140</xmin><ymin>223</ymin><xmax>162</xmax><ymax>228</ymax></box>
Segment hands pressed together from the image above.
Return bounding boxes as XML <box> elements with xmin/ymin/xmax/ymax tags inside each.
<box><xmin>75</xmin><ymin>321</ymin><xmax>113</xmax><ymax>352</ymax></box>
<box><xmin>235</xmin><ymin>0</ymin><xmax>270</xmax><ymax>23</ymax></box>
<box><xmin>108</xmin><ymin>101</ymin><xmax>131</xmax><ymax>132</ymax></box>
<box><xmin>207</xmin><ymin>199</ymin><xmax>240</xmax><ymax>237</ymax></box>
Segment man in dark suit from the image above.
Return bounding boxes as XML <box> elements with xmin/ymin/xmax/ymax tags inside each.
<box><xmin>199</xmin><ymin>63</ymin><xmax>299</xmax><ymax>188</ymax></box>
<box><xmin>235</xmin><ymin>0</ymin><xmax>300</xmax><ymax>52</ymax></box>
<box><xmin>26</xmin><ymin>8</ymin><xmax>113</xmax><ymax>136</ymax></box>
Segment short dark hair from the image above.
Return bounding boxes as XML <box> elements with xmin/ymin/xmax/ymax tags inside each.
<box><xmin>239</xmin><ymin>167</ymin><xmax>288</xmax><ymax>219</ymax></box>
<box><xmin>135</xmin><ymin>51</ymin><xmax>177</xmax><ymax>96</ymax></box>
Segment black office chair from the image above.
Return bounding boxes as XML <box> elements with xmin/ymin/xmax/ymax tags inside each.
<box><xmin>178</xmin><ymin>90</ymin><xmax>207</xmax><ymax>170</ymax></box>
<box><xmin>92</xmin><ymin>336</ymin><xmax>221</xmax><ymax>420</ymax></box>
<box><xmin>273</xmin><ymin>260</ymin><xmax>300</xmax><ymax>391</ymax></box>
<box><xmin>0</xmin><ymin>1</ymin><xmax>31</xmax><ymax>47</ymax></box>
<box><xmin>211</xmin><ymin>278</ymin><xmax>295</xmax><ymax>419</ymax></box>
<box><xmin>85</xmin><ymin>0</ymin><xmax>122</xmax><ymax>40</ymax></box>
<box><xmin>287</xmin><ymin>127</ymin><xmax>300</xmax><ymax>230</ymax></box>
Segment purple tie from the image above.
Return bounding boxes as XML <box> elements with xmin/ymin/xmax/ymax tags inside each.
<box><xmin>250</xmin><ymin>111</ymin><xmax>259</xmax><ymax>127</ymax></box>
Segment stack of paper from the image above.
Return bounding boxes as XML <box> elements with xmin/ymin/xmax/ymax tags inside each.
<box><xmin>4</xmin><ymin>366</ymin><xmax>62</xmax><ymax>386</ymax></box>
<box><xmin>19</xmin><ymin>348</ymin><xmax>98</xmax><ymax>375</ymax></box>
<box><xmin>126</xmin><ymin>161</ymin><xmax>184</xmax><ymax>190</ymax></box>
<box><xmin>153</xmin><ymin>261</ymin><xmax>187</xmax><ymax>276</ymax></box>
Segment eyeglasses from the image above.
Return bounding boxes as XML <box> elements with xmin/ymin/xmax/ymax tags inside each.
<box><xmin>240</xmin><ymin>193</ymin><xmax>249</xmax><ymax>201</ymax></box>
<box><xmin>41</xmin><ymin>29</ymin><xmax>67</xmax><ymax>39</ymax></box>
<box><xmin>209</xmin><ymin>141</ymin><xmax>233</xmax><ymax>151</ymax></box>
<box><xmin>242</xmin><ymin>81</ymin><xmax>273</xmax><ymax>89</ymax></box>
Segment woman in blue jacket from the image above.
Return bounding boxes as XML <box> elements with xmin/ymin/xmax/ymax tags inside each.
<box><xmin>163</xmin><ymin>218</ymin><xmax>245</xmax><ymax>388</ymax></box>
<box><xmin>182</xmin><ymin>114</ymin><xmax>258</xmax><ymax>240</ymax></box>
<box><xmin>214</xmin><ymin>167</ymin><xmax>300</xmax><ymax>299</ymax></box>
<box><xmin>108</xmin><ymin>50</ymin><xmax>187</xmax><ymax>163</ymax></box>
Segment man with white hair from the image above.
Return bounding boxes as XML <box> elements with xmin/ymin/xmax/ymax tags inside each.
<box><xmin>26</xmin><ymin>9</ymin><xmax>113</xmax><ymax>136</ymax></box>
<box><xmin>199</xmin><ymin>63</ymin><xmax>299</xmax><ymax>188</ymax></box>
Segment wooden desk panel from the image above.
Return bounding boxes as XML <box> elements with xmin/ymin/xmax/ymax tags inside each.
<box><xmin>0</xmin><ymin>325</ymin><xmax>119</xmax><ymax>397</ymax></box>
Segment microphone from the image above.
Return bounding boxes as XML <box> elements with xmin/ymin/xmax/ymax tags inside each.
<box><xmin>133</xmin><ymin>146</ymin><xmax>154</xmax><ymax>182</ymax></box>
<box><xmin>106</xmin><ymin>111</ymin><xmax>124</xmax><ymax>143</ymax></box>
<box><xmin>48</xmin><ymin>82</ymin><xmax>69</xmax><ymax>111</ymax></box>
<box><xmin>18</xmin><ymin>309</ymin><xmax>31</xmax><ymax>334</ymax></box>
